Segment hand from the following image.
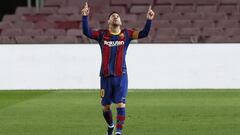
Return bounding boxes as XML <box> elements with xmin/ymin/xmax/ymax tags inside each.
<box><xmin>81</xmin><ymin>2</ymin><xmax>90</xmax><ymax>16</ymax></box>
<box><xmin>146</xmin><ymin>5</ymin><xmax>155</xmax><ymax>20</ymax></box>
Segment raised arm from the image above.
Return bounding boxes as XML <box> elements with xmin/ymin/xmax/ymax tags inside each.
<box><xmin>81</xmin><ymin>2</ymin><xmax>100</xmax><ymax>40</ymax></box>
<box><xmin>138</xmin><ymin>5</ymin><xmax>155</xmax><ymax>39</ymax></box>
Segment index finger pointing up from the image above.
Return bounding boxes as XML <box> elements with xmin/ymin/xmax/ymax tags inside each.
<box><xmin>148</xmin><ymin>5</ymin><xmax>152</xmax><ymax>10</ymax></box>
<box><xmin>85</xmin><ymin>2</ymin><xmax>88</xmax><ymax>8</ymax></box>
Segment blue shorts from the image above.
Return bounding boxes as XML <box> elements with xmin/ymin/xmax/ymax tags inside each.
<box><xmin>100</xmin><ymin>74</ymin><xmax>128</xmax><ymax>106</ymax></box>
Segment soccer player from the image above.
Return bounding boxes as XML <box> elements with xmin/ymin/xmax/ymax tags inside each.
<box><xmin>81</xmin><ymin>2</ymin><xmax>155</xmax><ymax>135</ymax></box>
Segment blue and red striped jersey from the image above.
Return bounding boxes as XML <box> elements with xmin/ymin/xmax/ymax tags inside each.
<box><xmin>82</xmin><ymin>16</ymin><xmax>152</xmax><ymax>77</ymax></box>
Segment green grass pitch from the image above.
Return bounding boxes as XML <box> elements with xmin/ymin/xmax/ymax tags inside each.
<box><xmin>0</xmin><ymin>90</ymin><xmax>240</xmax><ymax>135</ymax></box>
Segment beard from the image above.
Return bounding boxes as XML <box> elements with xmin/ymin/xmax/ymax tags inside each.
<box><xmin>112</xmin><ymin>23</ymin><xmax>120</xmax><ymax>27</ymax></box>
<box><xmin>112</xmin><ymin>20</ymin><xmax>122</xmax><ymax>26</ymax></box>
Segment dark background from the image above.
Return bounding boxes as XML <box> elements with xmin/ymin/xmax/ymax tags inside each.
<box><xmin>0</xmin><ymin>0</ymin><xmax>27</xmax><ymax>21</ymax></box>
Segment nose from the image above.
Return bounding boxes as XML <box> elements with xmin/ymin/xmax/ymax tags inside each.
<box><xmin>113</xmin><ymin>15</ymin><xmax>118</xmax><ymax>19</ymax></box>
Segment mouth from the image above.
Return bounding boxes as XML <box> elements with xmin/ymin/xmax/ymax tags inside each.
<box><xmin>113</xmin><ymin>20</ymin><xmax>119</xmax><ymax>23</ymax></box>
<box><xmin>112</xmin><ymin>19</ymin><xmax>121</xmax><ymax>25</ymax></box>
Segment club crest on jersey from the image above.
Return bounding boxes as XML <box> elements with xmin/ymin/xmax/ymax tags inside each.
<box><xmin>104</xmin><ymin>40</ymin><xmax>124</xmax><ymax>47</ymax></box>
<box><xmin>119</xmin><ymin>33</ymin><xmax>125</xmax><ymax>39</ymax></box>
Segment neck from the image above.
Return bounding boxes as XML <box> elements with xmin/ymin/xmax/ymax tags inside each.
<box><xmin>109</xmin><ymin>25</ymin><xmax>121</xmax><ymax>35</ymax></box>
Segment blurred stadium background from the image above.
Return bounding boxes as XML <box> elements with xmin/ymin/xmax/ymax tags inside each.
<box><xmin>1</xmin><ymin>0</ymin><xmax>240</xmax><ymax>43</ymax></box>
<box><xmin>0</xmin><ymin>1</ymin><xmax>240</xmax><ymax>135</ymax></box>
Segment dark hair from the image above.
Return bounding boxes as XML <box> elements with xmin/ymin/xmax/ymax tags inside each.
<box><xmin>108</xmin><ymin>11</ymin><xmax>120</xmax><ymax>19</ymax></box>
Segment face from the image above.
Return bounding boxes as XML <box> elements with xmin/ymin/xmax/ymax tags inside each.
<box><xmin>108</xmin><ymin>13</ymin><xmax>122</xmax><ymax>27</ymax></box>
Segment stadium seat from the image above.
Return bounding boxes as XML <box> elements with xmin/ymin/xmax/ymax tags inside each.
<box><xmin>153</xmin><ymin>35</ymin><xmax>176</xmax><ymax>43</ymax></box>
<box><xmin>204</xmin><ymin>35</ymin><xmax>230</xmax><ymax>43</ymax></box>
<box><xmin>130</xmin><ymin>0</ymin><xmax>154</xmax><ymax>5</ymax></box>
<box><xmin>179</xmin><ymin>28</ymin><xmax>201</xmax><ymax>35</ymax></box>
<box><xmin>196</xmin><ymin>5</ymin><xmax>217</xmax><ymax>13</ymax></box>
<box><xmin>67</xmin><ymin>14</ymin><xmax>82</xmax><ymax>21</ymax></box>
<box><xmin>155</xmin><ymin>0</ymin><xmax>172</xmax><ymax>5</ymax></box>
<box><xmin>170</xmin><ymin>20</ymin><xmax>192</xmax><ymax>28</ymax></box>
<box><xmin>134</xmin><ymin>13</ymin><xmax>152</xmax><ymax>21</ymax></box>
<box><xmin>153</xmin><ymin>20</ymin><xmax>172</xmax><ymax>28</ymax></box>
<box><xmin>0</xmin><ymin>22</ymin><xmax>14</xmax><ymax>29</ymax></box>
<box><xmin>34</xmin><ymin>36</ymin><xmax>55</xmax><ymax>43</ymax></box>
<box><xmin>130</xmin><ymin>5</ymin><xmax>149</xmax><ymax>14</ymax></box>
<box><xmin>218</xmin><ymin>4</ymin><xmax>238</xmax><ymax>13</ymax></box>
<box><xmin>23</xmin><ymin>14</ymin><xmax>47</xmax><ymax>23</ymax></box>
<box><xmin>2</xmin><ymin>15</ymin><xmax>21</xmax><ymax>23</ymax></box>
<box><xmin>47</xmin><ymin>14</ymin><xmax>68</xmax><ymax>22</ymax></box>
<box><xmin>15</xmin><ymin>7</ymin><xmax>34</xmax><ymax>15</ymax></box>
<box><xmin>67</xmin><ymin>0</ymin><xmax>86</xmax><ymax>7</ymax></box>
<box><xmin>92</xmin><ymin>13</ymin><xmax>108</xmax><ymax>23</ymax></box>
<box><xmin>202</xmin><ymin>13</ymin><xmax>227</xmax><ymax>20</ymax></box>
<box><xmin>175</xmin><ymin>35</ymin><xmax>197</xmax><ymax>43</ymax></box>
<box><xmin>16</xmin><ymin>7</ymin><xmax>58</xmax><ymax>15</ymax></box>
<box><xmin>81</xmin><ymin>35</ymin><xmax>91</xmax><ymax>43</ymax></box>
<box><xmin>110</xmin><ymin>0</ymin><xmax>131</xmax><ymax>8</ymax></box>
<box><xmin>170</xmin><ymin>0</ymin><xmax>195</xmax><ymax>13</ymax></box>
<box><xmin>121</xmin><ymin>14</ymin><xmax>138</xmax><ymax>23</ymax></box>
<box><xmin>101</xmin><ymin>5</ymin><xmax>126</xmax><ymax>15</ymax></box>
<box><xmin>228</xmin><ymin>13</ymin><xmax>240</xmax><ymax>20</ymax></box>
<box><xmin>55</xmin><ymin>20</ymin><xmax>80</xmax><ymax>30</ymax></box>
<box><xmin>13</xmin><ymin>21</ymin><xmax>35</xmax><ymax>29</ymax></box>
<box><xmin>192</xmin><ymin>20</ymin><xmax>215</xmax><ymax>28</ymax></box>
<box><xmin>44</xmin><ymin>0</ymin><xmax>67</xmax><ymax>7</ymax></box>
<box><xmin>66</xmin><ymin>28</ymin><xmax>82</xmax><ymax>36</ymax></box>
<box><xmin>173</xmin><ymin>5</ymin><xmax>194</xmax><ymax>13</ymax></box>
<box><xmin>160</xmin><ymin>12</ymin><xmax>184</xmax><ymax>20</ymax></box>
<box><xmin>184</xmin><ymin>12</ymin><xmax>204</xmax><ymax>20</ymax></box>
<box><xmin>216</xmin><ymin>20</ymin><xmax>239</xmax><ymax>28</ymax></box>
<box><xmin>229</xmin><ymin>35</ymin><xmax>240</xmax><ymax>42</ymax></box>
<box><xmin>58</xmin><ymin>7</ymin><xmax>79</xmax><ymax>15</ymax></box>
<box><xmin>195</xmin><ymin>0</ymin><xmax>219</xmax><ymax>5</ymax></box>
<box><xmin>170</xmin><ymin>0</ymin><xmax>195</xmax><ymax>5</ymax></box>
<box><xmin>156</xmin><ymin>28</ymin><xmax>178</xmax><ymax>36</ymax></box>
<box><xmin>45</xmin><ymin>29</ymin><xmax>66</xmax><ymax>36</ymax></box>
<box><xmin>0</xmin><ymin>36</ymin><xmax>16</xmax><ymax>44</ymax></box>
<box><xmin>1</xmin><ymin>28</ymin><xmax>22</xmax><ymax>36</ymax></box>
<box><xmin>224</xmin><ymin>28</ymin><xmax>240</xmax><ymax>36</ymax></box>
<box><xmin>34</xmin><ymin>21</ymin><xmax>56</xmax><ymax>29</ymax></box>
<box><xmin>219</xmin><ymin>0</ymin><xmax>239</xmax><ymax>5</ymax></box>
<box><xmin>37</xmin><ymin>7</ymin><xmax>59</xmax><ymax>15</ymax></box>
<box><xmin>202</xmin><ymin>28</ymin><xmax>225</xmax><ymax>36</ymax></box>
<box><xmin>94</xmin><ymin>5</ymin><xmax>127</xmax><ymax>16</ymax></box>
<box><xmin>137</xmin><ymin>37</ymin><xmax>152</xmax><ymax>43</ymax></box>
<box><xmin>153</xmin><ymin>5</ymin><xmax>173</xmax><ymax>14</ymax></box>
<box><xmin>15</xmin><ymin>36</ymin><xmax>34</xmax><ymax>44</ymax></box>
<box><xmin>125</xmin><ymin>21</ymin><xmax>145</xmax><ymax>30</ymax></box>
<box><xmin>23</xmin><ymin>29</ymin><xmax>44</xmax><ymax>36</ymax></box>
<box><xmin>55</xmin><ymin>36</ymin><xmax>79</xmax><ymax>43</ymax></box>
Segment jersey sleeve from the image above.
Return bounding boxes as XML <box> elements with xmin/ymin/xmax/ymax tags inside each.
<box><xmin>127</xmin><ymin>19</ymin><xmax>152</xmax><ymax>40</ymax></box>
<box><xmin>82</xmin><ymin>16</ymin><xmax>101</xmax><ymax>40</ymax></box>
<box><xmin>127</xmin><ymin>30</ymin><xmax>139</xmax><ymax>40</ymax></box>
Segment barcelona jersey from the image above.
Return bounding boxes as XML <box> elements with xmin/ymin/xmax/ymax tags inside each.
<box><xmin>82</xmin><ymin>16</ymin><xmax>152</xmax><ymax>77</ymax></box>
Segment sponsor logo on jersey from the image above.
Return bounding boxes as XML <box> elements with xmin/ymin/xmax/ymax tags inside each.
<box><xmin>104</xmin><ymin>41</ymin><xmax>124</xmax><ymax>47</ymax></box>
